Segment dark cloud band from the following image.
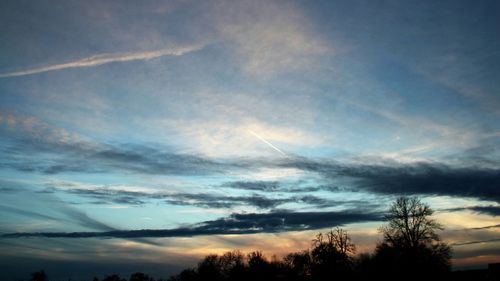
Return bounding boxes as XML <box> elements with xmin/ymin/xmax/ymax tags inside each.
<box><xmin>2</xmin><ymin>117</ymin><xmax>500</xmax><ymax>204</ymax></box>
<box><xmin>1</xmin><ymin>209</ymin><xmax>382</xmax><ymax>239</ymax></box>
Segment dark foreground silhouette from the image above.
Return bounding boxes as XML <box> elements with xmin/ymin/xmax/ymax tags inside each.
<box><xmin>19</xmin><ymin>197</ymin><xmax>500</xmax><ymax>281</ymax></box>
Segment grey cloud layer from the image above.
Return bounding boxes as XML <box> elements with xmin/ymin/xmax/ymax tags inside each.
<box><xmin>48</xmin><ymin>186</ymin><xmax>345</xmax><ymax>210</ymax></box>
<box><xmin>2</xmin><ymin>118</ymin><xmax>500</xmax><ymax>204</ymax></box>
<box><xmin>445</xmin><ymin>205</ymin><xmax>500</xmax><ymax>217</ymax></box>
<box><xmin>7</xmin><ymin>144</ymin><xmax>500</xmax><ymax>203</ymax></box>
<box><xmin>224</xmin><ymin>180</ymin><xmax>341</xmax><ymax>193</ymax></box>
<box><xmin>0</xmin><ymin>205</ymin><xmax>60</xmax><ymax>222</ymax></box>
<box><xmin>2</xmin><ymin>209</ymin><xmax>382</xmax><ymax>238</ymax></box>
<box><xmin>1</xmin><ymin>129</ymin><xmax>239</xmax><ymax>176</ymax></box>
<box><xmin>276</xmin><ymin>158</ymin><xmax>500</xmax><ymax>203</ymax></box>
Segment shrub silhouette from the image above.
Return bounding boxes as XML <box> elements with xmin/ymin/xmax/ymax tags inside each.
<box><xmin>130</xmin><ymin>272</ymin><xmax>154</xmax><ymax>281</ymax></box>
<box><xmin>247</xmin><ymin>251</ymin><xmax>278</xmax><ymax>280</ymax></box>
<box><xmin>30</xmin><ymin>270</ymin><xmax>48</xmax><ymax>281</ymax></box>
<box><xmin>102</xmin><ymin>274</ymin><xmax>126</xmax><ymax>281</ymax></box>
<box><xmin>283</xmin><ymin>250</ymin><xmax>311</xmax><ymax>280</ymax></box>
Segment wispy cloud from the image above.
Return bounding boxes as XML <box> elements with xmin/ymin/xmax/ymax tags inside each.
<box><xmin>0</xmin><ymin>205</ymin><xmax>60</xmax><ymax>222</ymax></box>
<box><xmin>0</xmin><ymin>113</ymin><xmax>236</xmax><ymax>175</ymax></box>
<box><xmin>0</xmin><ymin>44</ymin><xmax>203</xmax><ymax>78</ymax></box>
<box><xmin>223</xmin><ymin>180</ymin><xmax>341</xmax><ymax>193</ymax></box>
<box><xmin>212</xmin><ymin>0</ymin><xmax>329</xmax><ymax>76</ymax></box>
<box><xmin>46</xmin><ymin>185</ymin><xmax>351</xmax><ymax>210</ymax></box>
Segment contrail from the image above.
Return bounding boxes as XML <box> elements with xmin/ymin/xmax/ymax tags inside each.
<box><xmin>248</xmin><ymin>130</ymin><xmax>287</xmax><ymax>156</ymax></box>
<box><xmin>0</xmin><ymin>44</ymin><xmax>203</xmax><ymax>78</ymax></box>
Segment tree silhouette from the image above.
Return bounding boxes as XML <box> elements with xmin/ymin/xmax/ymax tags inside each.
<box><xmin>283</xmin><ymin>250</ymin><xmax>311</xmax><ymax>281</ymax></box>
<box><xmin>381</xmin><ymin>196</ymin><xmax>443</xmax><ymax>248</ymax></box>
<box><xmin>130</xmin><ymin>272</ymin><xmax>154</xmax><ymax>281</ymax></box>
<box><xmin>310</xmin><ymin>228</ymin><xmax>355</xmax><ymax>280</ymax></box>
<box><xmin>50</xmin><ymin>199</ymin><xmax>459</xmax><ymax>281</ymax></box>
<box><xmin>196</xmin><ymin>254</ymin><xmax>223</xmax><ymax>280</ymax></box>
<box><xmin>374</xmin><ymin>196</ymin><xmax>451</xmax><ymax>280</ymax></box>
<box><xmin>102</xmin><ymin>274</ymin><xmax>126</xmax><ymax>281</ymax></box>
<box><xmin>247</xmin><ymin>251</ymin><xmax>276</xmax><ymax>280</ymax></box>
<box><xmin>219</xmin><ymin>250</ymin><xmax>245</xmax><ymax>280</ymax></box>
<box><xmin>30</xmin><ymin>270</ymin><xmax>48</xmax><ymax>281</ymax></box>
<box><xmin>168</xmin><ymin>268</ymin><xmax>197</xmax><ymax>281</ymax></box>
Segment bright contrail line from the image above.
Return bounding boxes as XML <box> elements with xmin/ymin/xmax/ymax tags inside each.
<box><xmin>0</xmin><ymin>44</ymin><xmax>203</xmax><ymax>78</ymax></box>
<box><xmin>248</xmin><ymin>129</ymin><xmax>287</xmax><ymax>156</ymax></box>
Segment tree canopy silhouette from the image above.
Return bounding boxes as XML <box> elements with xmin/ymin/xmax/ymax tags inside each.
<box><xmin>310</xmin><ymin>228</ymin><xmax>356</xmax><ymax>279</ymax></box>
<box><xmin>22</xmin><ymin>197</ymin><xmax>462</xmax><ymax>281</ymax></box>
<box><xmin>373</xmin><ymin>196</ymin><xmax>451</xmax><ymax>280</ymax></box>
<box><xmin>30</xmin><ymin>270</ymin><xmax>48</xmax><ymax>281</ymax></box>
<box><xmin>381</xmin><ymin>196</ymin><xmax>443</xmax><ymax>248</ymax></box>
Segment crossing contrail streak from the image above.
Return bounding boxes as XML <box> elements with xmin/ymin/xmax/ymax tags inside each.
<box><xmin>0</xmin><ymin>44</ymin><xmax>203</xmax><ymax>78</ymax></box>
<box><xmin>248</xmin><ymin>130</ymin><xmax>287</xmax><ymax>156</ymax></box>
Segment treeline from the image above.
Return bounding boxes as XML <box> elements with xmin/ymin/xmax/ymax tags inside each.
<box><xmin>26</xmin><ymin>197</ymin><xmax>454</xmax><ymax>281</ymax></box>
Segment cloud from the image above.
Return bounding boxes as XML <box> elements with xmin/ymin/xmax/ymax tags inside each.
<box><xmin>0</xmin><ymin>188</ymin><xmax>161</xmax><ymax>246</ymax></box>
<box><xmin>153</xmin><ymin>117</ymin><xmax>324</xmax><ymax>158</ymax></box>
<box><xmin>224</xmin><ymin>181</ymin><xmax>280</xmax><ymax>192</ymax></box>
<box><xmin>211</xmin><ymin>0</ymin><xmax>329</xmax><ymax>76</ymax></box>
<box><xmin>2</xmin><ymin>145</ymin><xmax>232</xmax><ymax>176</ymax></box>
<box><xmin>468</xmin><ymin>224</ymin><xmax>500</xmax><ymax>230</ymax></box>
<box><xmin>164</xmin><ymin>193</ymin><xmax>290</xmax><ymax>210</ymax></box>
<box><xmin>451</xmin><ymin>238</ymin><xmax>500</xmax><ymax>246</ymax></box>
<box><xmin>1</xmin><ymin>209</ymin><xmax>382</xmax><ymax>238</ymax></box>
<box><xmin>3</xmin><ymin>189</ymin><xmax>117</xmax><ymax>232</ymax></box>
<box><xmin>0</xmin><ymin>205</ymin><xmax>60</xmax><ymax>222</ymax></box>
<box><xmin>50</xmin><ymin>185</ymin><xmax>343</xmax><ymax>210</ymax></box>
<box><xmin>350</xmin><ymin>165</ymin><xmax>500</xmax><ymax>203</ymax></box>
<box><xmin>445</xmin><ymin>206</ymin><xmax>500</xmax><ymax>217</ymax></box>
<box><xmin>276</xmin><ymin>157</ymin><xmax>500</xmax><ymax>203</ymax></box>
<box><xmin>63</xmin><ymin>188</ymin><xmax>148</xmax><ymax>206</ymax></box>
<box><xmin>0</xmin><ymin>181</ymin><xmax>117</xmax><ymax>233</ymax></box>
<box><xmin>0</xmin><ymin>187</ymin><xmax>18</xmax><ymax>193</ymax></box>
<box><xmin>3</xmin><ymin>113</ymin><xmax>500</xmax><ymax>204</ymax></box>
<box><xmin>0</xmin><ymin>114</ymin><xmax>238</xmax><ymax>175</ymax></box>
<box><xmin>0</xmin><ymin>179</ymin><xmax>31</xmax><ymax>193</ymax></box>
<box><xmin>223</xmin><ymin>180</ymin><xmax>341</xmax><ymax>193</ymax></box>
<box><xmin>56</xmin><ymin>202</ymin><xmax>116</xmax><ymax>232</ymax></box>
<box><xmin>0</xmin><ymin>44</ymin><xmax>203</xmax><ymax>78</ymax></box>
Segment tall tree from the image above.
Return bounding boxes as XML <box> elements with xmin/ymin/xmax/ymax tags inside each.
<box><xmin>375</xmin><ymin>196</ymin><xmax>451</xmax><ymax>280</ymax></box>
<box><xmin>381</xmin><ymin>196</ymin><xmax>443</xmax><ymax>248</ymax></box>
<box><xmin>311</xmin><ymin>228</ymin><xmax>356</xmax><ymax>280</ymax></box>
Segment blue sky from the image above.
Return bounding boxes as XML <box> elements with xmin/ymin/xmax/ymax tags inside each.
<box><xmin>1</xmin><ymin>0</ymin><xmax>499</xmax><ymax>280</ymax></box>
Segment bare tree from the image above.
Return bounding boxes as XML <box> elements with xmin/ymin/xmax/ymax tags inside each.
<box><xmin>310</xmin><ymin>228</ymin><xmax>356</xmax><ymax>279</ymax></box>
<box><xmin>312</xmin><ymin>228</ymin><xmax>355</xmax><ymax>256</ymax></box>
<box><xmin>381</xmin><ymin>196</ymin><xmax>443</xmax><ymax>248</ymax></box>
<box><xmin>329</xmin><ymin>228</ymin><xmax>356</xmax><ymax>255</ymax></box>
<box><xmin>375</xmin><ymin>196</ymin><xmax>451</xmax><ymax>279</ymax></box>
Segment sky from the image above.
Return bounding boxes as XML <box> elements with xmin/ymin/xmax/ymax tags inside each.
<box><xmin>0</xmin><ymin>0</ymin><xmax>499</xmax><ymax>280</ymax></box>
